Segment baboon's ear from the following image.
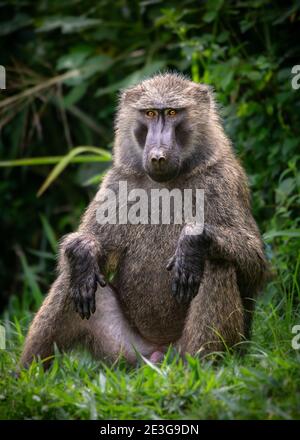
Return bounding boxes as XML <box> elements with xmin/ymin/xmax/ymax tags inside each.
<box><xmin>120</xmin><ymin>84</ymin><xmax>144</xmax><ymax>105</ymax></box>
<box><xmin>187</xmin><ymin>83</ymin><xmax>212</xmax><ymax>104</ymax></box>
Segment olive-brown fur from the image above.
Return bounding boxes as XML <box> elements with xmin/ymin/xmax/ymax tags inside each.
<box><xmin>21</xmin><ymin>73</ymin><xmax>268</xmax><ymax>367</ymax></box>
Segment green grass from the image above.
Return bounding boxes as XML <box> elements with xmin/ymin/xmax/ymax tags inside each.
<box><xmin>0</xmin><ymin>260</ymin><xmax>299</xmax><ymax>421</ymax></box>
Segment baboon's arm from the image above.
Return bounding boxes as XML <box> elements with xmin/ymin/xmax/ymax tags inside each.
<box><xmin>203</xmin><ymin>222</ymin><xmax>268</xmax><ymax>290</ymax></box>
<box><xmin>59</xmin><ymin>231</ymin><xmax>107</xmax><ymax>320</ymax></box>
<box><xmin>167</xmin><ymin>179</ymin><xmax>267</xmax><ymax>303</ymax></box>
<box><xmin>202</xmin><ymin>170</ymin><xmax>268</xmax><ymax>291</ymax></box>
<box><xmin>59</xmin><ymin>177</ymin><xmax>120</xmax><ymax>320</ymax></box>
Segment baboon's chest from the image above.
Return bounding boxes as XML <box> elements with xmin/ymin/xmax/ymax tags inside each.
<box><xmin>112</xmin><ymin>224</ymin><xmax>188</xmax><ymax>344</ymax></box>
<box><xmin>101</xmin><ymin>174</ymin><xmax>208</xmax><ymax>343</ymax></box>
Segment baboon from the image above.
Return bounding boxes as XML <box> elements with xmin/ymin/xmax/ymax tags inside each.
<box><xmin>21</xmin><ymin>73</ymin><xmax>268</xmax><ymax>368</ymax></box>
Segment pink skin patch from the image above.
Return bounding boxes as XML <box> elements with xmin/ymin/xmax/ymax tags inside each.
<box><xmin>149</xmin><ymin>350</ymin><xmax>165</xmax><ymax>364</ymax></box>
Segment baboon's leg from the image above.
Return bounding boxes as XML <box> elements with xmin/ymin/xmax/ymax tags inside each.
<box><xmin>83</xmin><ymin>285</ymin><xmax>164</xmax><ymax>365</ymax></box>
<box><xmin>21</xmin><ymin>277</ymin><xmax>161</xmax><ymax>369</ymax></box>
<box><xmin>177</xmin><ymin>261</ymin><xmax>244</xmax><ymax>357</ymax></box>
<box><xmin>20</xmin><ymin>273</ymin><xmax>82</xmax><ymax>369</ymax></box>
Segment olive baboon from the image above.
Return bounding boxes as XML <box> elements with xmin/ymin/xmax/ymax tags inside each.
<box><xmin>21</xmin><ymin>73</ymin><xmax>267</xmax><ymax>367</ymax></box>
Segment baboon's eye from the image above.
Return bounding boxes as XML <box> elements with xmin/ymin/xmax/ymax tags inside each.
<box><xmin>166</xmin><ymin>109</ymin><xmax>177</xmax><ymax>117</ymax></box>
<box><xmin>145</xmin><ymin>110</ymin><xmax>157</xmax><ymax>118</ymax></box>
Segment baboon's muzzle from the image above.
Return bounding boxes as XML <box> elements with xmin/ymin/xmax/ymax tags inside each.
<box><xmin>143</xmin><ymin>116</ymin><xmax>180</xmax><ymax>182</ymax></box>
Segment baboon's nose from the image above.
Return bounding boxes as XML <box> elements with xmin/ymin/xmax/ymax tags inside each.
<box><xmin>150</xmin><ymin>152</ymin><xmax>167</xmax><ymax>170</ymax></box>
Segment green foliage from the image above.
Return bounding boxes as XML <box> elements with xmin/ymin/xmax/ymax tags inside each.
<box><xmin>1</xmin><ymin>259</ymin><xmax>300</xmax><ymax>419</ymax></box>
<box><xmin>0</xmin><ymin>0</ymin><xmax>299</xmax><ymax>420</ymax></box>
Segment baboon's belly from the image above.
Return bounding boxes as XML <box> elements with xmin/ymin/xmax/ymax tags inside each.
<box><xmin>113</xmin><ymin>225</ymin><xmax>189</xmax><ymax>344</ymax></box>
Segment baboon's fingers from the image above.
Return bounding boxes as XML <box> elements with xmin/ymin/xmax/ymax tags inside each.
<box><xmin>75</xmin><ymin>293</ymin><xmax>88</xmax><ymax>320</ymax></box>
<box><xmin>82</xmin><ymin>283</ymin><xmax>94</xmax><ymax>319</ymax></box>
<box><xmin>186</xmin><ymin>274</ymin><xmax>195</xmax><ymax>302</ymax></box>
<box><xmin>178</xmin><ymin>271</ymin><xmax>188</xmax><ymax>304</ymax></box>
<box><xmin>90</xmin><ymin>292</ymin><xmax>96</xmax><ymax>315</ymax></box>
<box><xmin>76</xmin><ymin>291</ymin><xmax>85</xmax><ymax>320</ymax></box>
<box><xmin>171</xmin><ymin>279</ymin><xmax>179</xmax><ymax>298</ymax></box>
<box><xmin>172</xmin><ymin>263</ymin><xmax>182</xmax><ymax>299</ymax></box>
<box><xmin>96</xmin><ymin>272</ymin><xmax>106</xmax><ymax>287</ymax></box>
<box><xmin>166</xmin><ymin>255</ymin><xmax>175</xmax><ymax>271</ymax></box>
<box><xmin>171</xmin><ymin>267</ymin><xmax>199</xmax><ymax>304</ymax></box>
<box><xmin>82</xmin><ymin>299</ymin><xmax>90</xmax><ymax>320</ymax></box>
<box><xmin>172</xmin><ymin>263</ymin><xmax>184</xmax><ymax>303</ymax></box>
<box><xmin>74</xmin><ymin>289</ymin><xmax>82</xmax><ymax>315</ymax></box>
<box><xmin>188</xmin><ymin>275</ymin><xmax>195</xmax><ymax>300</ymax></box>
<box><xmin>71</xmin><ymin>268</ymin><xmax>102</xmax><ymax>319</ymax></box>
<box><xmin>85</xmin><ymin>285</ymin><xmax>96</xmax><ymax>318</ymax></box>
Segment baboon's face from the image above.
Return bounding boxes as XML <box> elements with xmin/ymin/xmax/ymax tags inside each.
<box><xmin>118</xmin><ymin>74</ymin><xmax>211</xmax><ymax>180</ymax></box>
<box><xmin>134</xmin><ymin>107</ymin><xmax>189</xmax><ymax>182</ymax></box>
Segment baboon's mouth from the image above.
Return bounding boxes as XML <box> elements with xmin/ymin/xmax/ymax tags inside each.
<box><xmin>146</xmin><ymin>168</ymin><xmax>179</xmax><ymax>183</ymax></box>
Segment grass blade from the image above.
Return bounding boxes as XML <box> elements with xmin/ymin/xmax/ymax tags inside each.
<box><xmin>37</xmin><ymin>146</ymin><xmax>111</xmax><ymax>196</ymax></box>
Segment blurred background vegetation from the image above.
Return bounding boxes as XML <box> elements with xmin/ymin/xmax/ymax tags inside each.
<box><xmin>0</xmin><ymin>0</ymin><xmax>299</xmax><ymax>313</ymax></box>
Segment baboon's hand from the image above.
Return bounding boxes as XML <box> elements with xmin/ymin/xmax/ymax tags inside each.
<box><xmin>63</xmin><ymin>233</ymin><xmax>106</xmax><ymax>319</ymax></box>
<box><xmin>166</xmin><ymin>232</ymin><xmax>208</xmax><ymax>304</ymax></box>
<box><xmin>70</xmin><ymin>267</ymin><xmax>106</xmax><ymax>320</ymax></box>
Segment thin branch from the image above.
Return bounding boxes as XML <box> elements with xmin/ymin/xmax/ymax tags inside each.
<box><xmin>0</xmin><ymin>69</ymin><xmax>81</xmax><ymax>110</ymax></box>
